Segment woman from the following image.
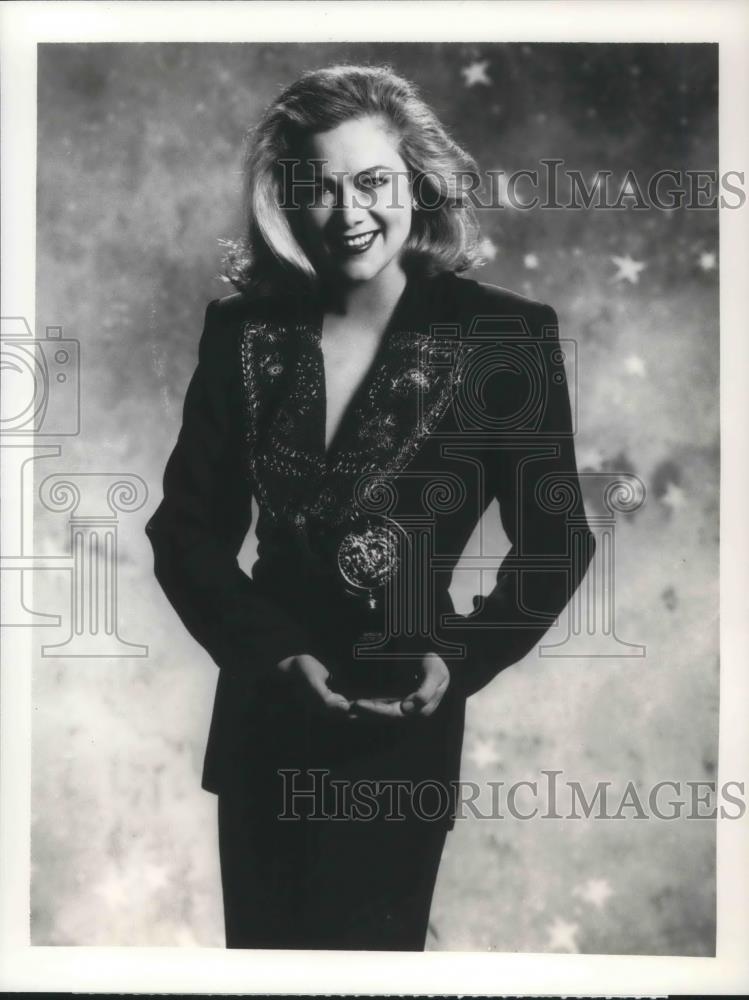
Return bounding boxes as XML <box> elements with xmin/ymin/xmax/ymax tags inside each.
<box><xmin>146</xmin><ymin>64</ymin><xmax>595</xmax><ymax>951</ymax></box>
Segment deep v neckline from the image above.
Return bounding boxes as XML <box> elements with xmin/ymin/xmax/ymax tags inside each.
<box><xmin>240</xmin><ymin>271</ymin><xmax>462</xmax><ymax>527</ymax></box>
<box><xmin>313</xmin><ymin>276</ymin><xmax>419</xmax><ymax>467</ymax></box>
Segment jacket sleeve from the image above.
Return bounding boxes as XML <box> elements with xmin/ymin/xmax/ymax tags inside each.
<box><xmin>145</xmin><ymin>298</ymin><xmax>312</xmax><ymax>680</ymax></box>
<box><xmin>442</xmin><ymin>303</ymin><xmax>596</xmax><ymax>698</ymax></box>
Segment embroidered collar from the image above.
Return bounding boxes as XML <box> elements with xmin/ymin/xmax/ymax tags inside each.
<box><xmin>239</xmin><ymin>273</ymin><xmax>465</xmax><ymax>532</ymax></box>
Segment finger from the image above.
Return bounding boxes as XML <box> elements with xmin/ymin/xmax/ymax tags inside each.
<box><xmin>303</xmin><ymin>668</ymin><xmax>330</xmax><ymax>699</ymax></box>
<box><xmin>293</xmin><ymin>653</ymin><xmax>331</xmax><ymax>683</ymax></box>
<box><xmin>324</xmin><ymin>692</ymin><xmax>353</xmax><ymax>713</ymax></box>
<box><xmin>401</xmin><ymin>674</ymin><xmax>444</xmax><ymax>713</ymax></box>
<box><xmin>319</xmin><ymin>684</ymin><xmax>352</xmax><ymax>713</ymax></box>
<box><xmin>306</xmin><ymin>691</ymin><xmax>352</xmax><ymax>715</ymax></box>
<box><xmin>413</xmin><ymin>678</ymin><xmax>450</xmax><ymax>717</ymax></box>
<box><xmin>402</xmin><ymin>673</ymin><xmax>449</xmax><ymax>715</ymax></box>
<box><xmin>304</xmin><ymin>668</ymin><xmax>351</xmax><ymax>713</ymax></box>
<box><xmin>352</xmin><ymin>697</ymin><xmax>405</xmax><ymax>719</ymax></box>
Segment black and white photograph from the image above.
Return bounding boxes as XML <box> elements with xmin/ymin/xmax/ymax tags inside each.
<box><xmin>1</xmin><ymin>0</ymin><xmax>747</xmax><ymax>994</ymax></box>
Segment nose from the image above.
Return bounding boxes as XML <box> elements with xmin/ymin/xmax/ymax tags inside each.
<box><xmin>335</xmin><ymin>180</ymin><xmax>368</xmax><ymax>227</ymax></box>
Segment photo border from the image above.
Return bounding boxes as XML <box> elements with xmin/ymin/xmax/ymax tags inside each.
<box><xmin>1</xmin><ymin>0</ymin><xmax>747</xmax><ymax>993</ymax></box>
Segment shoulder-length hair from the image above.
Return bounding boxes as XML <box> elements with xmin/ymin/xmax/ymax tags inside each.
<box><xmin>222</xmin><ymin>63</ymin><xmax>485</xmax><ymax>294</ymax></box>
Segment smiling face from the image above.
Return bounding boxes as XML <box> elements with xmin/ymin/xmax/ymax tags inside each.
<box><xmin>290</xmin><ymin>115</ymin><xmax>414</xmax><ymax>287</ymax></box>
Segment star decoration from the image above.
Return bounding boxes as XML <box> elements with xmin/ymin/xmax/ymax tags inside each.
<box><xmin>611</xmin><ymin>255</ymin><xmax>647</xmax><ymax>284</ymax></box>
<box><xmin>698</xmin><ymin>251</ymin><xmax>717</xmax><ymax>271</ymax></box>
<box><xmin>624</xmin><ymin>354</ymin><xmax>646</xmax><ymax>376</ymax></box>
<box><xmin>461</xmin><ymin>60</ymin><xmax>491</xmax><ymax>87</ymax></box>
<box><xmin>524</xmin><ymin>253</ymin><xmax>539</xmax><ymax>270</ymax></box>
<box><xmin>466</xmin><ymin>736</ymin><xmax>501</xmax><ymax>769</ymax></box>
<box><xmin>478</xmin><ymin>236</ymin><xmax>498</xmax><ymax>261</ymax></box>
<box><xmin>661</xmin><ymin>481</ymin><xmax>687</xmax><ymax>512</ymax></box>
<box><xmin>547</xmin><ymin>916</ymin><xmax>580</xmax><ymax>952</ymax></box>
<box><xmin>574</xmin><ymin>877</ymin><xmax>614</xmax><ymax>909</ymax></box>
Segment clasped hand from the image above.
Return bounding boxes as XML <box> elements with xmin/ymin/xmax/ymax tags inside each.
<box><xmin>275</xmin><ymin>651</ymin><xmax>450</xmax><ymax>719</ymax></box>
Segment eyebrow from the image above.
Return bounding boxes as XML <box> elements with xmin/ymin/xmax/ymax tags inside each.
<box><xmin>313</xmin><ymin>163</ymin><xmax>398</xmax><ymax>179</ymax></box>
<box><xmin>355</xmin><ymin>164</ymin><xmax>394</xmax><ymax>173</ymax></box>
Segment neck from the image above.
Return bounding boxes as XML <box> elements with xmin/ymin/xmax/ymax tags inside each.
<box><xmin>319</xmin><ymin>264</ymin><xmax>409</xmax><ymax>327</ymax></box>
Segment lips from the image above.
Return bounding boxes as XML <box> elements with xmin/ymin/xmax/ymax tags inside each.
<box><xmin>330</xmin><ymin>229</ymin><xmax>380</xmax><ymax>255</ymax></box>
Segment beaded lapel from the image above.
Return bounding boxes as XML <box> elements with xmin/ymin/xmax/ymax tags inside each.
<box><xmin>238</xmin><ymin>281</ymin><xmax>464</xmax><ymax>529</ymax></box>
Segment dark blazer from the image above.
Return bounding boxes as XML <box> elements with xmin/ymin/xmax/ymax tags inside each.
<box><xmin>145</xmin><ymin>270</ymin><xmax>595</xmax><ymax>825</ymax></box>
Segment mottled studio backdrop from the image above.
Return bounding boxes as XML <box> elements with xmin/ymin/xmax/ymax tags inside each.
<box><xmin>31</xmin><ymin>43</ymin><xmax>719</xmax><ymax>952</ymax></box>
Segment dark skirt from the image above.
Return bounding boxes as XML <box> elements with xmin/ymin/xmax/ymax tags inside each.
<box><xmin>218</xmin><ymin>779</ymin><xmax>448</xmax><ymax>950</ymax></box>
<box><xmin>210</xmin><ymin>669</ymin><xmax>463</xmax><ymax>950</ymax></box>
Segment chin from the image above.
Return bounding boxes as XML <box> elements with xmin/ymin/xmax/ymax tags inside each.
<box><xmin>342</xmin><ymin>263</ymin><xmax>382</xmax><ymax>282</ymax></box>
<box><xmin>340</xmin><ymin>251</ymin><xmax>407</xmax><ymax>285</ymax></box>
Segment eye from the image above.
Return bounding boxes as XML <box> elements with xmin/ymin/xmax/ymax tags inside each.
<box><xmin>357</xmin><ymin>171</ymin><xmax>388</xmax><ymax>190</ymax></box>
<box><xmin>310</xmin><ymin>180</ymin><xmax>337</xmax><ymax>206</ymax></box>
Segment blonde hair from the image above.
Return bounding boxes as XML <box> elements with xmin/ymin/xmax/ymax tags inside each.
<box><xmin>223</xmin><ymin>64</ymin><xmax>485</xmax><ymax>293</ymax></box>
